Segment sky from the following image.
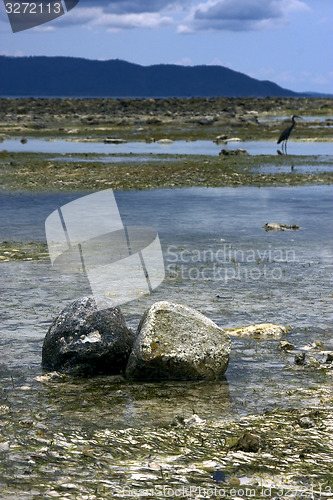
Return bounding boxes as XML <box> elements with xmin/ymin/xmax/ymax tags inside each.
<box><xmin>0</xmin><ymin>0</ymin><xmax>332</xmax><ymax>94</ymax></box>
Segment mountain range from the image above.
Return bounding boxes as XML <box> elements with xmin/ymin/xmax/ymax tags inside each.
<box><xmin>0</xmin><ymin>55</ymin><xmax>307</xmax><ymax>98</ymax></box>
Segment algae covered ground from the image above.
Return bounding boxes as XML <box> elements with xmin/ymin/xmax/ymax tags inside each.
<box><xmin>0</xmin><ymin>96</ymin><xmax>332</xmax><ymax>192</ymax></box>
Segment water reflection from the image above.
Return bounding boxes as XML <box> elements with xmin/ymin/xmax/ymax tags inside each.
<box><xmin>1</xmin><ymin>138</ymin><xmax>332</xmax><ymax>156</ymax></box>
<box><xmin>39</xmin><ymin>377</ymin><xmax>231</xmax><ymax>428</ymax></box>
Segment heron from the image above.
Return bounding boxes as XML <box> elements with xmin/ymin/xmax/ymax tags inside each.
<box><xmin>277</xmin><ymin>115</ymin><xmax>301</xmax><ymax>154</ymax></box>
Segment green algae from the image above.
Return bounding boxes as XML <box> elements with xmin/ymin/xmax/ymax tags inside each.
<box><xmin>0</xmin><ymin>393</ymin><xmax>332</xmax><ymax>499</ymax></box>
<box><xmin>0</xmin><ymin>241</ymin><xmax>49</xmax><ymax>262</ymax></box>
<box><xmin>0</xmin><ymin>151</ymin><xmax>332</xmax><ymax>192</ymax></box>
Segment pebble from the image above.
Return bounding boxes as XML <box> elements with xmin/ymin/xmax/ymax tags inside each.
<box><xmin>236</xmin><ymin>432</ymin><xmax>260</xmax><ymax>452</ymax></box>
<box><xmin>298</xmin><ymin>416</ymin><xmax>313</xmax><ymax>428</ymax></box>
<box><xmin>278</xmin><ymin>341</ymin><xmax>295</xmax><ymax>351</ymax></box>
<box><xmin>294</xmin><ymin>352</ymin><xmax>306</xmax><ymax>365</ymax></box>
<box><xmin>228</xmin><ymin>476</ymin><xmax>241</xmax><ymax>486</ymax></box>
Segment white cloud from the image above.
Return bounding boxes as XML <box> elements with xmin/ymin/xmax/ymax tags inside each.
<box><xmin>33</xmin><ymin>26</ymin><xmax>56</xmax><ymax>32</ymax></box>
<box><xmin>93</xmin><ymin>12</ymin><xmax>173</xmax><ymax>29</ymax></box>
<box><xmin>52</xmin><ymin>4</ymin><xmax>174</xmax><ymax>30</ymax></box>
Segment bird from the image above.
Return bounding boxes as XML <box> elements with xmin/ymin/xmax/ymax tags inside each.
<box><xmin>277</xmin><ymin>115</ymin><xmax>301</xmax><ymax>154</ymax></box>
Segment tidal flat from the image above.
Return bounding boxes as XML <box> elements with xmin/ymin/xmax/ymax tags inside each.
<box><xmin>0</xmin><ymin>98</ymin><xmax>333</xmax><ymax>499</ymax></box>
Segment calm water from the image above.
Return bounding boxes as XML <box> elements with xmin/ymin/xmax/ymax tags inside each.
<box><xmin>1</xmin><ymin>186</ymin><xmax>332</xmax><ymax>427</ymax></box>
<box><xmin>1</xmin><ymin>138</ymin><xmax>332</xmax><ymax>156</ymax></box>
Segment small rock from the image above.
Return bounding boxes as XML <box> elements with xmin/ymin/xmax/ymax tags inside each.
<box><xmin>325</xmin><ymin>352</ymin><xmax>333</xmax><ymax>363</ymax></box>
<box><xmin>235</xmin><ymin>432</ymin><xmax>260</xmax><ymax>453</ymax></box>
<box><xmin>104</xmin><ymin>138</ymin><xmax>127</xmax><ymax>144</ymax></box>
<box><xmin>227</xmin><ymin>323</ymin><xmax>288</xmax><ymax>339</ymax></box>
<box><xmin>295</xmin><ymin>352</ymin><xmax>306</xmax><ymax>365</ymax></box>
<box><xmin>229</xmin><ymin>476</ymin><xmax>241</xmax><ymax>486</ymax></box>
<box><xmin>170</xmin><ymin>415</ymin><xmax>186</xmax><ymax>427</ymax></box>
<box><xmin>156</xmin><ymin>138</ymin><xmax>174</xmax><ymax>144</ymax></box>
<box><xmin>35</xmin><ymin>371</ymin><xmax>67</xmax><ymax>383</ymax></box>
<box><xmin>184</xmin><ymin>414</ymin><xmax>206</xmax><ymax>426</ymax></box>
<box><xmin>213</xmin><ymin>470</ymin><xmax>226</xmax><ymax>483</ymax></box>
<box><xmin>298</xmin><ymin>416</ymin><xmax>313</xmax><ymax>428</ymax></box>
<box><xmin>214</xmin><ymin>134</ymin><xmax>228</xmax><ymax>144</ymax></box>
<box><xmin>263</xmin><ymin>222</ymin><xmax>299</xmax><ymax>231</ymax></box>
<box><xmin>305</xmin><ymin>356</ymin><xmax>321</xmax><ymax>369</ymax></box>
<box><xmin>219</xmin><ymin>148</ymin><xmax>248</xmax><ymax>156</ymax></box>
<box><xmin>303</xmin><ymin>341</ymin><xmax>325</xmax><ymax>351</ymax></box>
<box><xmin>278</xmin><ymin>341</ymin><xmax>295</xmax><ymax>351</ymax></box>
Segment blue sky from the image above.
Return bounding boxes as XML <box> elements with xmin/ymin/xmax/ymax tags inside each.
<box><xmin>0</xmin><ymin>0</ymin><xmax>332</xmax><ymax>94</ymax></box>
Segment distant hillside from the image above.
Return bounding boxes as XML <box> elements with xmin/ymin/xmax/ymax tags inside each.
<box><xmin>0</xmin><ymin>55</ymin><xmax>303</xmax><ymax>98</ymax></box>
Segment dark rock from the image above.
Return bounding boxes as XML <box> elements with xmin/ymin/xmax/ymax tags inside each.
<box><xmin>197</xmin><ymin>117</ymin><xmax>217</xmax><ymax>126</ymax></box>
<box><xmin>325</xmin><ymin>352</ymin><xmax>333</xmax><ymax>363</ymax></box>
<box><xmin>214</xmin><ymin>134</ymin><xmax>228</xmax><ymax>144</ymax></box>
<box><xmin>294</xmin><ymin>352</ymin><xmax>306</xmax><ymax>365</ymax></box>
<box><xmin>236</xmin><ymin>432</ymin><xmax>260</xmax><ymax>453</ymax></box>
<box><xmin>104</xmin><ymin>138</ymin><xmax>127</xmax><ymax>144</ymax></box>
<box><xmin>213</xmin><ymin>470</ymin><xmax>226</xmax><ymax>483</ymax></box>
<box><xmin>219</xmin><ymin>148</ymin><xmax>248</xmax><ymax>156</ymax></box>
<box><xmin>126</xmin><ymin>301</ymin><xmax>230</xmax><ymax>381</ymax></box>
<box><xmin>42</xmin><ymin>296</ymin><xmax>134</xmax><ymax>376</ymax></box>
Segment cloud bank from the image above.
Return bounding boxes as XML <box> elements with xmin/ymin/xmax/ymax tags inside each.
<box><xmin>58</xmin><ymin>0</ymin><xmax>309</xmax><ymax>32</ymax></box>
<box><xmin>178</xmin><ymin>0</ymin><xmax>309</xmax><ymax>32</ymax></box>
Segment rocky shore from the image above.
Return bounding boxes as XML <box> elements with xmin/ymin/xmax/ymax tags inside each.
<box><xmin>0</xmin><ymin>96</ymin><xmax>332</xmax><ymax>192</ymax></box>
<box><xmin>1</xmin><ymin>96</ymin><xmax>332</xmax><ymax>142</ymax></box>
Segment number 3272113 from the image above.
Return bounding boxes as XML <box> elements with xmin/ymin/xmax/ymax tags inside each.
<box><xmin>5</xmin><ymin>3</ymin><xmax>62</xmax><ymax>15</ymax></box>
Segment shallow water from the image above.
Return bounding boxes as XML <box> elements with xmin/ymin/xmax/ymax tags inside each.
<box><xmin>1</xmin><ymin>185</ymin><xmax>332</xmax><ymax>497</ymax></box>
<box><xmin>254</xmin><ymin>163</ymin><xmax>332</xmax><ymax>174</ymax></box>
<box><xmin>1</xmin><ymin>186</ymin><xmax>332</xmax><ymax>418</ymax></box>
<box><xmin>1</xmin><ymin>138</ymin><xmax>333</xmax><ymax>156</ymax></box>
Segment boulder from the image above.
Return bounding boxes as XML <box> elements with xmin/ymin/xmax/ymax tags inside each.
<box><xmin>126</xmin><ymin>301</ymin><xmax>230</xmax><ymax>381</ymax></box>
<box><xmin>42</xmin><ymin>296</ymin><xmax>134</xmax><ymax>376</ymax></box>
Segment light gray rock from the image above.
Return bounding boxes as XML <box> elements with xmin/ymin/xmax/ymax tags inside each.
<box><xmin>263</xmin><ymin>222</ymin><xmax>299</xmax><ymax>231</ymax></box>
<box><xmin>226</xmin><ymin>323</ymin><xmax>288</xmax><ymax>340</ymax></box>
<box><xmin>278</xmin><ymin>341</ymin><xmax>295</xmax><ymax>351</ymax></box>
<box><xmin>305</xmin><ymin>356</ymin><xmax>321</xmax><ymax>369</ymax></box>
<box><xmin>126</xmin><ymin>301</ymin><xmax>230</xmax><ymax>381</ymax></box>
<box><xmin>42</xmin><ymin>296</ymin><xmax>134</xmax><ymax>376</ymax></box>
